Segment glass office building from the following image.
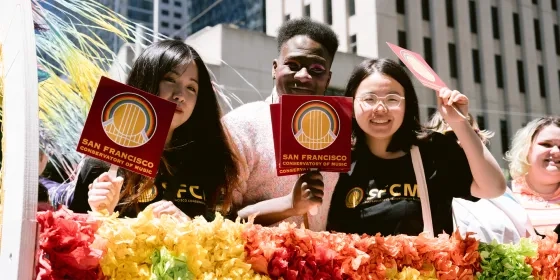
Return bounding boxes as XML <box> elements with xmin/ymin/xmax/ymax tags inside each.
<box><xmin>185</xmin><ymin>0</ymin><xmax>266</xmax><ymax>36</ymax></box>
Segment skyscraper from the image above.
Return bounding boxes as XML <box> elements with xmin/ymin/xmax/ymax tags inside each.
<box><xmin>37</xmin><ymin>0</ymin><xmax>127</xmax><ymax>63</ymax></box>
<box><xmin>183</xmin><ymin>0</ymin><xmax>266</xmax><ymax>36</ymax></box>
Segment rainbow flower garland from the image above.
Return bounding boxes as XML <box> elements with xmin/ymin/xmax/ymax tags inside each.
<box><xmin>36</xmin><ymin>208</ymin><xmax>560</xmax><ymax>279</ymax></box>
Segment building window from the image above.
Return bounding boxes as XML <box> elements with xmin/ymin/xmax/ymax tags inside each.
<box><xmin>513</xmin><ymin>13</ymin><xmax>521</xmax><ymax>45</ymax></box>
<box><xmin>348</xmin><ymin>0</ymin><xmax>355</xmax><ymax>16</ymax></box>
<box><xmin>162</xmin><ymin>10</ymin><xmax>169</xmax><ymax>16</ymax></box>
<box><xmin>162</xmin><ymin>0</ymin><xmax>169</xmax><ymax>3</ymax></box>
<box><xmin>558</xmin><ymin>70</ymin><xmax>560</xmax><ymax>97</ymax></box>
<box><xmin>532</xmin><ymin>0</ymin><xmax>538</xmax><ymax>4</ymax></box>
<box><xmin>517</xmin><ymin>60</ymin><xmax>526</xmax><ymax>93</ymax></box>
<box><xmin>398</xmin><ymin>31</ymin><xmax>406</xmax><ymax>66</ymax></box>
<box><xmin>424</xmin><ymin>37</ymin><xmax>433</xmax><ymax>68</ymax></box>
<box><xmin>491</xmin><ymin>6</ymin><xmax>500</xmax><ymax>39</ymax></box>
<box><xmin>161</xmin><ymin>21</ymin><xmax>169</xmax><ymax>28</ymax></box>
<box><xmin>477</xmin><ymin>115</ymin><xmax>486</xmax><ymax>130</ymax></box>
<box><xmin>500</xmin><ymin>119</ymin><xmax>509</xmax><ymax>155</ymax></box>
<box><xmin>555</xmin><ymin>25</ymin><xmax>560</xmax><ymax>55</ymax></box>
<box><xmin>326</xmin><ymin>0</ymin><xmax>333</xmax><ymax>25</ymax></box>
<box><xmin>446</xmin><ymin>0</ymin><xmax>454</xmax><ymax>27</ymax></box>
<box><xmin>469</xmin><ymin>1</ymin><xmax>477</xmax><ymax>34</ymax></box>
<box><xmin>173</xmin><ymin>12</ymin><xmax>181</xmax><ymax>19</ymax></box>
<box><xmin>398</xmin><ymin>30</ymin><xmax>407</xmax><ymax>49</ymax></box>
<box><xmin>174</xmin><ymin>24</ymin><xmax>181</xmax><ymax>30</ymax></box>
<box><xmin>131</xmin><ymin>0</ymin><xmax>153</xmax><ymax>10</ymax></box>
<box><xmin>422</xmin><ymin>0</ymin><xmax>430</xmax><ymax>21</ymax></box>
<box><xmin>350</xmin><ymin>34</ymin><xmax>357</xmax><ymax>54</ymax></box>
<box><xmin>538</xmin><ymin>65</ymin><xmax>546</xmax><ymax>97</ymax></box>
<box><xmin>535</xmin><ymin>19</ymin><xmax>542</xmax><ymax>50</ymax></box>
<box><xmin>174</xmin><ymin>1</ymin><xmax>181</xmax><ymax>7</ymax></box>
<box><xmin>305</xmin><ymin>4</ymin><xmax>311</xmax><ymax>17</ymax></box>
<box><xmin>495</xmin><ymin>55</ymin><xmax>504</xmax><ymax>88</ymax></box>
<box><xmin>428</xmin><ymin>107</ymin><xmax>437</xmax><ymax>119</ymax></box>
<box><xmin>128</xmin><ymin>10</ymin><xmax>152</xmax><ymax>23</ymax></box>
<box><xmin>553</xmin><ymin>0</ymin><xmax>558</xmax><ymax>10</ymax></box>
<box><xmin>263</xmin><ymin>1</ymin><xmax>267</xmax><ymax>32</ymax></box>
<box><xmin>472</xmin><ymin>49</ymin><xmax>481</xmax><ymax>83</ymax></box>
<box><xmin>448</xmin><ymin>43</ymin><xmax>458</xmax><ymax>78</ymax></box>
<box><xmin>397</xmin><ymin>0</ymin><xmax>405</xmax><ymax>14</ymax></box>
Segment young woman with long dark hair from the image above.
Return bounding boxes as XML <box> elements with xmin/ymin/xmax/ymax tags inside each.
<box><xmin>69</xmin><ymin>40</ymin><xmax>242</xmax><ymax>220</ymax></box>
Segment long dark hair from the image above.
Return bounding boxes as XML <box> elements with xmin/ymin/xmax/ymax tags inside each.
<box><xmin>120</xmin><ymin>40</ymin><xmax>241</xmax><ymax>214</ymax></box>
<box><xmin>344</xmin><ymin>58</ymin><xmax>423</xmax><ymax>153</ymax></box>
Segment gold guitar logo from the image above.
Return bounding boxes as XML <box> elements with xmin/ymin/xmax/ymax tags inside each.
<box><xmin>291</xmin><ymin>100</ymin><xmax>340</xmax><ymax>151</ymax></box>
<box><xmin>345</xmin><ymin>187</ymin><xmax>364</xmax><ymax>208</ymax></box>
<box><xmin>101</xmin><ymin>92</ymin><xmax>157</xmax><ymax>148</ymax></box>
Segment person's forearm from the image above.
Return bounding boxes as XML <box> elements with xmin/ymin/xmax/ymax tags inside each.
<box><xmin>449</xmin><ymin>120</ymin><xmax>506</xmax><ymax>198</ymax></box>
<box><xmin>237</xmin><ymin>195</ymin><xmax>298</xmax><ymax>226</ymax></box>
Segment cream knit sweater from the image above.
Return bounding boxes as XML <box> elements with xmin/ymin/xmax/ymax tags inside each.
<box><xmin>222</xmin><ymin>94</ymin><xmax>339</xmax><ymax>231</ymax></box>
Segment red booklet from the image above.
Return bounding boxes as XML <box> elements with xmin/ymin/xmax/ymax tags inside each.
<box><xmin>76</xmin><ymin>76</ymin><xmax>176</xmax><ymax>178</ymax></box>
<box><xmin>271</xmin><ymin>95</ymin><xmax>353</xmax><ymax>176</ymax></box>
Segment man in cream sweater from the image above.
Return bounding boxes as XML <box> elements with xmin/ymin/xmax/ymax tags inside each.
<box><xmin>223</xmin><ymin>18</ymin><xmax>340</xmax><ymax>231</ymax></box>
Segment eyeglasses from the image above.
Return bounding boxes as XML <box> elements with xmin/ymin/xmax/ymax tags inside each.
<box><xmin>356</xmin><ymin>93</ymin><xmax>405</xmax><ymax>109</ymax></box>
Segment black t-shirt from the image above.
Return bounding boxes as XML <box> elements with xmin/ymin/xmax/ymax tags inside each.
<box><xmin>327</xmin><ymin>132</ymin><xmax>476</xmax><ymax>236</ymax></box>
<box><xmin>69</xmin><ymin>147</ymin><xmax>217</xmax><ymax>221</ymax></box>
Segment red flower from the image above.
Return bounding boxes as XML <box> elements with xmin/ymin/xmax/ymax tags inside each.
<box><xmin>527</xmin><ymin>233</ymin><xmax>560</xmax><ymax>279</ymax></box>
<box><xmin>35</xmin><ymin>207</ymin><xmax>103</xmax><ymax>280</ymax></box>
<box><xmin>243</xmin><ymin>222</ymin><xmax>482</xmax><ymax>279</ymax></box>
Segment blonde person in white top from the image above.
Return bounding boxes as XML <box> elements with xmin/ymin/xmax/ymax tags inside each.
<box><xmin>505</xmin><ymin>117</ymin><xmax>560</xmax><ymax>236</ymax></box>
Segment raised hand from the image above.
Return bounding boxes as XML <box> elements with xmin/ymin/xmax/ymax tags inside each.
<box><xmin>437</xmin><ymin>87</ymin><xmax>469</xmax><ymax>123</ymax></box>
<box><xmin>87</xmin><ymin>172</ymin><xmax>123</xmax><ymax>214</ymax></box>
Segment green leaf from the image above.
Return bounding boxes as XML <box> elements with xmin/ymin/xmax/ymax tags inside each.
<box><xmin>476</xmin><ymin>238</ymin><xmax>537</xmax><ymax>280</ymax></box>
<box><xmin>150</xmin><ymin>247</ymin><xmax>194</xmax><ymax>280</ymax></box>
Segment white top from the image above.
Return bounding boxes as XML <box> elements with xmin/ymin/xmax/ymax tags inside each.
<box><xmin>452</xmin><ymin>188</ymin><xmax>533</xmax><ymax>243</ymax></box>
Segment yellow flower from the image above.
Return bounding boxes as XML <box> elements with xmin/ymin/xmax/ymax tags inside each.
<box><xmin>96</xmin><ymin>210</ymin><xmax>164</xmax><ymax>279</ymax></box>
<box><xmin>387</xmin><ymin>265</ymin><xmax>438</xmax><ymax>280</ymax></box>
<box><xmin>96</xmin><ymin>209</ymin><xmax>269</xmax><ymax>279</ymax></box>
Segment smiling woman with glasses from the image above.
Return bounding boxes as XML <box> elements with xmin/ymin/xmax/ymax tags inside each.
<box><xmin>326</xmin><ymin>58</ymin><xmax>506</xmax><ymax>237</ymax></box>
